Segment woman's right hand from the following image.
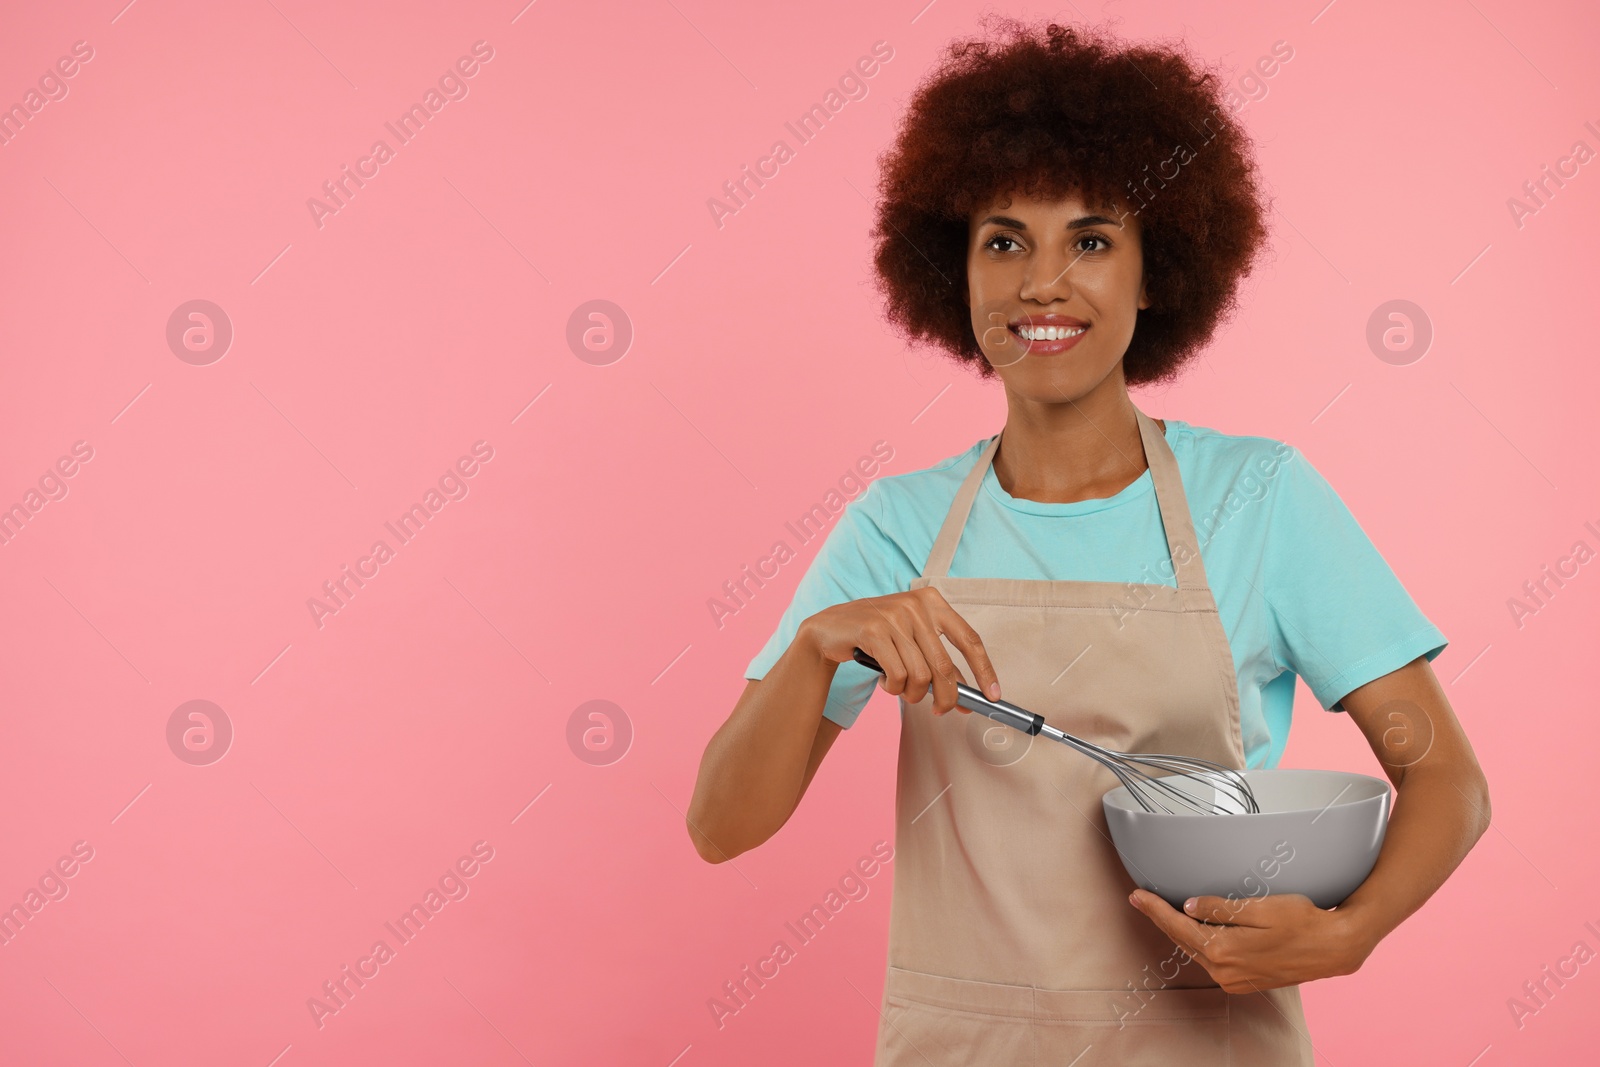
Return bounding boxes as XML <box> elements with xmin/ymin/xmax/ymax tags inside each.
<box><xmin>797</xmin><ymin>587</ymin><xmax>1001</xmax><ymax>716</ymax></box>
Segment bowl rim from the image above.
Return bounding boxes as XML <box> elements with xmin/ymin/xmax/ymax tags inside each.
<box><xmin>1100</xmin><ymin>767</ymin><xmax>1392</xmax><ymax>817</ymax></box>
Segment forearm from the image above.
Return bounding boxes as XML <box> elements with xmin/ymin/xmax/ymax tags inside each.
<box><xmin>1337</xmin><ymin>761</ymin><xmax>1490</xmax><ymax>957</ymax></box>
<box><xmin>687</xmin><ymin>624</ymin><xmax>838</xmax><ymax>861</ymax></box>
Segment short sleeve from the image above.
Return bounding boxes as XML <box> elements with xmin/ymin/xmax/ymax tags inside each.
<box><xmin>1260</xmin><ymin>446</ymin><xmax>1447</xmax><ymax>712</ymax></box>
<box><xmin>743</xmin><ymin>482</ymin><xmax>908</xmax><ymax>728</ymax></box>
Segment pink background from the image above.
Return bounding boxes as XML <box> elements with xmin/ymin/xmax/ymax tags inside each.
<box><xmin>1</xmin><ymin>0</ymin><xmax>1596</xmax><ymax>1063</ymax></box>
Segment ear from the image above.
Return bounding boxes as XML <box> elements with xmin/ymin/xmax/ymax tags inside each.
<box><xmin>1137</xmin><ymin>274</ymin><xmax>1151</xmax><ymax>311</ymax></box>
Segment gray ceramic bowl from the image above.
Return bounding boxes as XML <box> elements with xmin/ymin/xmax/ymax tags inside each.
<box><xmin>1102</xmin><ymin>769</ymin><xmax>1391</xmax><ymax>910</ymax></box>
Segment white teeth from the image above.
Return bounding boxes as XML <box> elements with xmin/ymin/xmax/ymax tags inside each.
<box><xmin>1016</xmin><ymin>324</ymin><xmax>1086</xmax><ymax>341</ymax></box>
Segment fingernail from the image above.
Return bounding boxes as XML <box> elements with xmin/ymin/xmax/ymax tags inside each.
<box><xmin>1128</xmin><ymin>891</ymin><xmax>1139</xmax><ymax>907</ymax></box>
<box><xmin>987</xmin><ymin>683</ymin><xmax>1000</xmax><ymax>700</ymax></box>
<box><xmin>1184</xmin><ymin>898</ymin><xmax>1197</xmax><ymax>913</ymax></box>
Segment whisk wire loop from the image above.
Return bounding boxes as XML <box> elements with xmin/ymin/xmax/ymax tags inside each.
<box><xmin>848</xmin><ymin>648</ymin><xmax>1263</xmax><ymax>817</ymax></box>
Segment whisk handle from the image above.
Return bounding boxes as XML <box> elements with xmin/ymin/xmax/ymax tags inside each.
<box><xmin>851</xmin><ymin>648</ymin><xmax>1045</xmax><ymax>736</ymax></box>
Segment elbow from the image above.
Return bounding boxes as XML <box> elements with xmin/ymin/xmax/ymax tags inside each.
<box><xmin>686</xmin><ymin>809</ymin><xmax>742</xmax><ymax>865</ymax></box>
<box><xmin>1474</xmin><ymin>772</ymin><xmax>1492</xmax><ymax>838</ymax></box>
<box><xmin>1446</xmin><ymin>764</ymin><xmax>1492</xmax><ymax>841</ymax></box>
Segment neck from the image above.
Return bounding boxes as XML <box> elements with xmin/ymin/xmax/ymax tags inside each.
<box><xmin>992</xmin><ymin>374</ymin><xmax>1155</xmax><ymax>505</ymax></box>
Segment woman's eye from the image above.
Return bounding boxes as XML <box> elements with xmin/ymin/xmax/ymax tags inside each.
<box><xmin>984</xmin><ymin>233</ymin><xmax>1111</xmax><ymax>254</ymax></box>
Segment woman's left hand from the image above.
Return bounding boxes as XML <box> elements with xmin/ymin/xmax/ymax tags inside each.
<box><xmin>1128</xmin><ymin>889</ymin><xmax>1370</xmax><ymax>992</ymax></box>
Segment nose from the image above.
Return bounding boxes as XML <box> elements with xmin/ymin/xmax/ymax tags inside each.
<box><xmin>1018</xmin><ymin>244</ymin><xmax>1081</xmax><ymax>305</ymax></box>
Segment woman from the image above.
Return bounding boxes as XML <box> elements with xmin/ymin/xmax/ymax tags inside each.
<box><xmin>687</xmin><ymin>17</ymin><xmax>1489</xmax><ymax>1064</ymax></box>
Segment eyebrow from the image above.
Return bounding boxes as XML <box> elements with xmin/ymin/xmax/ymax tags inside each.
<box><xmin>978</xmin><ymin>213</ymin><xmax>1123</xmax><ymax>230</ymax></box>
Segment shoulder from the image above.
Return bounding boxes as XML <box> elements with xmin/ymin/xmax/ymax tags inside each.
<box><xmin>836</xmin><ymin>437</ymin><xmax>992</xmax><ymax>554</ymax></box>
<box><xmin>1161</xmin><ymin>419</ymin><xmax>1314</xmax><ymax>544</ymax></box>
<box><xmin>862</xmin><ymin>437</ymin><xmax>990</xmax><ymax>516</ymax></box>
<box><xmin>1165</xmin><ymin>418</ymin><xmax>1299</xmax><ymax>474</ymax></box>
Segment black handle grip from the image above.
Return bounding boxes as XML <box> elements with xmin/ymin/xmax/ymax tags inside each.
<box><xmin>852</xmin><ymin>647</ymin><xmax>884</xmax><ymax>673</ymax></box>
<box><xmin>849</xmin><ymin>647</ymin><xmax>1043</xmax><ymax>736</ymax></box>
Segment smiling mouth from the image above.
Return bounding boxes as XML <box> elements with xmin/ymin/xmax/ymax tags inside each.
<box><xmin>1004</xmin><ymin>321</ymin><xmax>1094</xmax><ymax>358</ymax></box>
<box><xmin>1011</xmin><ymin>323</ymin><xmax>1088</xmax><ymax>342</ymax></box>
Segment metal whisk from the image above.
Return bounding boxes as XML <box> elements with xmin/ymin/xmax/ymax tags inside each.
<box><xmin>852</xmin><ymin>649</ymin><xmax>1260</xmax><ymax>816</ymax></box>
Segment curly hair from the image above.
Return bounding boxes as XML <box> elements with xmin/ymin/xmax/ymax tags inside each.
<box><xmin>870</xmin><ymin>15</ymin><xmax>1274</xmax><ymax>386</ymax></box>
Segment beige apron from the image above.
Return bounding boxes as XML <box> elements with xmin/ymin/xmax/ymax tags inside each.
<box><xmin>873</xmin><ymin>407</ymin><xmax>1313</xmax><ymax>1065</ymax></box>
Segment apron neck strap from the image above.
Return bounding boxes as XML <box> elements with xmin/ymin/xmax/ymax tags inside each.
<box><xmin>920</xmin><ymin>406</ymin><xmax>1211</xmax><ymax>592</ymax></box>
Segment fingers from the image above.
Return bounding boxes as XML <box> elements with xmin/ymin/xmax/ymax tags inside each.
<box><xmin>1129</xmin><ymin>890</ymin><xmax>1210</xmax><ymax>963</ymax></box>
<box><xmin>1194</xmin><ymin>893</ymin><xmax>1319</xmax><ymax>932</ymax></box>
<box><xmin>865</xmin><ymin>596</ymin><xmax>946</xmax><ymax>712</ymax></box>
<box><xmin>860</xmin><ymin>625</ymin><xmax>910</xmax><ymax>700</ymax></box>
<box><xmin>934</xmin><ymin>599</ymin><xmax>1002</xmax><ymax>702</ymax></box>
<box><xmin>916</xmin><ymin>629</ymin><xmax>967</xmax><ymax>718</ymax></box>
<box><xmin>914</xmin><ymin>617</ymin><xmax>967</xmax><ymax>716</ymax></box>
<box><xmin>860</xmin><ymin>590</ymin><xmax>998</xmax><ymax>716</ymax></box>
<box><xmin>860</xmin><ymin>604</ymin><xmax>933</xmax><ymax>706</ymax></box>
<box><xmin>895</xmin><ymin>623</ymin><xmax>937</xmax><ymax>707</ymax></box>
<box><xmin>1184</xmin><ymin>894</ymin><xmax>1264</xmax><ymax>927</ymax></box>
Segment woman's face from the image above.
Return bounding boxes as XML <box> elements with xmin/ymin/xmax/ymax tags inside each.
<box><xmin>964</xmin><ymin>188</ymin><xmax>1149</xmax><ymax>406</ymax></box>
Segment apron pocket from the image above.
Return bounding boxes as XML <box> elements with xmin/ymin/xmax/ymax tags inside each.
<box><xmin>875</xmin><ymin>968</ymin><xmax>1032</xmax><ymax>1067</ymax></box>
<box><xmin>1032</xmin><ymin>985</ymin><xmax>1229</xmax><ymax>1066</ymax></box>
<box><xmin>873</xmin><ymin>967</ymin><xmax>1254</xmax><ymax>1067</ymax></box>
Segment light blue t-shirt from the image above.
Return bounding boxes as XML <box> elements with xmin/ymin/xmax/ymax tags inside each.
<box><xmin>745</xmin><ymin>419</ymin><xmax>1447</xmax><ymax>768</ymax></box>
